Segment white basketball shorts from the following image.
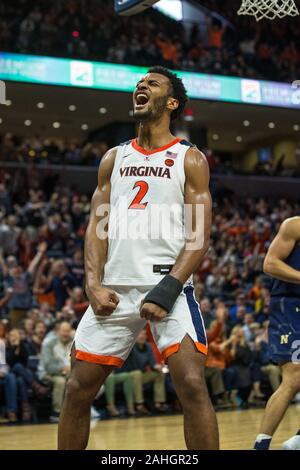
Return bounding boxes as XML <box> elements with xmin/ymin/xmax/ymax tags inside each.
<box><xmin>74</xmin><ymin>284</ymin><xmax>207</xmax><ymax>367</ymax></box>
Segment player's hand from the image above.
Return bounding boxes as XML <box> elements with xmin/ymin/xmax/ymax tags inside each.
<box><xmin>88</xmin><ymin>286</ymin><xmax>119</xmax><ymax>317</ymax></box>
<box><xmin>139</xmin><ymin>302</ymin><xmax>167</xmax><ymax>323</ymax></box>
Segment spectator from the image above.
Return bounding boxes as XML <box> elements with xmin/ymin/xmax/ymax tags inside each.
<box><xmin>0</xmin><ymin>322</ymin><xmax>19</xmax><ymax>423</ymax></box>
<box><xmin>67</xmin><ymin>248</ymin><xmax>85</xmax><ymax>287</ymax></box>
<box><xmin>66</xmin><ymin>287</ymin><xmax>89</xmax><ymax>323</ymax></box>
<box><xmin>27</xmin><ymin>320</ymin><xmax>47</xmax><ymax>356</ymax></box>
<box><xmin>127</xmin><ymin>330</ymin><xmax>167</xmax><ymax>414</ymax></box>
<box><xmin>38</xmin><ymin>321</ymin><xmax>73</xmax><ymax>422</ymax></box>
<box><xmin>229</xmin><ymin>326</ymin><xmax>254</xmax><ymax>406</ymax></box>
<box><xmin>104</xmin><ymin>368</ymin><xmax>135</xmax><ymax>417</ymax></box>
<box><xmin>205</xmin><ymin>303</ymin><xmax>234</xmax><ymax>406</ymax></box>
<box><xmin>0</xmin><ymin>251</ymin><xmax>13</xmax><ymax>319</ymax></box>
<box><xmin>7</xmin><ymin>242</ymin><xmax>47</xmax><ymax>327</ymax></box>
<box><xmin>200</xmin><ymin>297</ymin><xmax>215</xmax><ymax>329</ymax></box>
<box><xmin>229</xmin><ymin>293</ymin><xmax>253</xmax><ymax>327</ymax></box>
<box><xmin>253</xmin><ymin>332</ymin><xmax>281</xmax><ymax>393</ymax></box>
<box><xmin>0</xmin><ymin>0</ymin><xmax>297</xmax><ymax>82</ymax></box>
<box><xmin>6</xmin><ymin>328</ymin><xmax>48</xmax><ymax>421</ymax></box>
<box><xmin>44</xmin><ymin>260</ymin><xmax>77</xmax><ymax>310</ymax></box>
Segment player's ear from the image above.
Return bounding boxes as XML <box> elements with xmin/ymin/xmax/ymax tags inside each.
<box><xmin>167</xmin><ymin>97</ymin><xmax>179</xmax><ymax>114</ymax></box>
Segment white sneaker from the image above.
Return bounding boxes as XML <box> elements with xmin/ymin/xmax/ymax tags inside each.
<box><xmin>90</xmin><ymin>406</ymin><xmax>101</xmax><ymax>421</ymax></box>
<box><xmin>282</xmin><ymin>435</ymin><xmax>300</xmax><ymax>450</ymax></box>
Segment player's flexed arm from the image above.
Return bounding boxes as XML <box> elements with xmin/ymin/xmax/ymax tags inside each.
<box><xmin>263</xmin><ymin>217</ymin><xmax>300</xmax><ymax>284</ymax></box>
<box><xmin>170</xmin><ymin>147</ymin><xmax>212</xmax><ymax>282</ymax></box>
<box><xmin>85</xmin><ymin>148</ymin><xmax>120</xmax><ymax>316</ymax></box>
<box><xmin>140</xmin><ymin>147</ymin><xmax>212</xmax><ymax>322</ymax></box>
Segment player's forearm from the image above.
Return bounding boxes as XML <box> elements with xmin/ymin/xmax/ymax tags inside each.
<box><xmin>264</xmin><ymin>257</ymin><xmax>300</xmax><ymax>284</ymax></box>
<box><xmin>84</xmin><ymin>221</ymin><xmax>108</xmax><ymax>293</ymax></box>
<box><xmin>170</xmin><ymin>240</ymin><xmax>210</xmax><ymax>284</ymax></box>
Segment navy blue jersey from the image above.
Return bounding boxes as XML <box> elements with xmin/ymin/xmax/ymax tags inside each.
<box><xmin>271</xmin><ymin>245</ymin><xmax>300</xmax><ymax>298</ymax></box>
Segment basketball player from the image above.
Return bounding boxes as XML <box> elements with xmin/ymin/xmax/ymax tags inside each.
<box><xmin>58</xmin><ymin>66</ymin><xmax>219</xmax><ymax>450</ymax></box>
<box><xmin>254</xmin><ymin>216</ymin><xmax>300</xmax><ymax>450</ymax></box>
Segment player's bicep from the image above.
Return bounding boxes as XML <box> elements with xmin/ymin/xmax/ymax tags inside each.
<box><xmin>88</xmin><ymin>149</ymin><xmax>117</xmax><ymax>231</ymax></box>
<box><xmin>184</xmin><ymin>148</ymin><xmax>212</xmax><ymax>245</ymax></box>
<box><xmin>90</xmin><ymin>148</ymin><xmax>116</xmax><ymax>214</ymax></box>
<box><xmin>266</xmin><ymin>221</ymin><xmax>297</xmax><ymax>262</ymax></box>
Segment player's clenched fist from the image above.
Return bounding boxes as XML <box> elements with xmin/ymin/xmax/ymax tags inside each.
<box><xmin>87</xmin><ymin>286</ymin><xmax>119</xmax><ymax>317</ymax></box>
<box><xmin>140</xmin><ymin>302</ymin><xmax>167</xmax><ymax>323</ymax></box>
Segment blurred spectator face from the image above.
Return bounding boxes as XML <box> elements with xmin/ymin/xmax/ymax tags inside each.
<box><xmin>8</xmin><ymin>328</ymin><xmax>21</xmax><ymax>346</ymax></box>
<box><xmin>60</xmin><ymin>306</ymin><xmax>75</xmax><ymax>321</ymax></box>
<box><xmin>6</xmin><ymin>256</ymin><xmax>18</xmax><ymax>269</ymax></box>
<box><xmin>57</xmin><ymin>322</ymin><xmax>72</xmax><ymax>344</ymax></box>
<box><xmin>28</xmin><ymin>309</ymin><xmax>41</xmax><ymax>322</ymax></box>
<box><xmin>236</xmin><ymin>294</ymin><xmax>246</xmax><ymax>306</ymax></box>
<box><xmin>24</xmin><ymin>318</ymin><xmax>34</xmax><ymax>335</ymax></box>
<box><xmin>11</xmin><ymin>265</ymin><xmax>23</xmax><ymax>277</ymax></box>
<box><xmin>244</xmin><ymin>313</ymin><xmax>254</xmax><ymax>325</ymax></box>
<box><xmin>73</xmin><ymin>249</ymin><xmax>83</xmax><ymax>264</ymax></box>
<box><xmin>236</xmin><ymin>327</ymin><xmax>245</xmax><ymax>341</ymax></box>
<box><xmin>200</xmin><ymin>298</ymin><xmax>211</xmax><ymax>314</ymax></box>
<box><xmin>34</xmin><ymin>321</ymin><xmax>46</xmax><ymax>339</ymax></box>
<box><xmin>136</xmin><ymin>329</ymin><xmax>148</xmax><ymax>345</ymax></box>
<box><xmin>72</xmin><ymin>287</ymin><xmax>83</xmax><ymax>302</ymax></box>
<box><xmin>237</xmin><ymin>306</ymin><xmax>246</xmax><ymax>319</ymax></box>
<box><xmin>40</xmin><ymin>302</ymin><xmax>50</xmax><ymax>314</ymax></box>
<box><xmin>49</xmin><ymin>213</ymin><xmax>61</xmax><ymax>230</ymax></box>
<box><xmin>7</xmin><ymin>215</ymin><xmax>17</xmax><ymax>227</ymax></box>
<box><xmin>52</xmin><ymin>260</ymin><xmax>66</xmax><ymax>276</ymax></box>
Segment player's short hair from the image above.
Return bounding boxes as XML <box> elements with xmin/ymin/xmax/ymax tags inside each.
<box><xmin>147</xmin><ymin>66</ymin><xmax>188</xmax><ymax>121</ymax></box>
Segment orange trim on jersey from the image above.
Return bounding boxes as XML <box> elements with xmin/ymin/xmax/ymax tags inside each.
<box><xmin>75</xmin><ymin>350</ymin><xmax>124</xmax><ymax>368</ymax></box>
<box><xmin>161</xmin><ymin>341</ymin><xmax>208</xmax><ymax>361</ymax></box>
<box><xmin>132</xmin><ymin>137</ymin><xmax>181</xmax><ymax>156</ymax></box>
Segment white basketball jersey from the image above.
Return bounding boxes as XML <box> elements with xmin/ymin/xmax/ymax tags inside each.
<box><xmin>102</xmin><ymin>137</ymin><xmax>194</xmax><ymax>286</ymax></box>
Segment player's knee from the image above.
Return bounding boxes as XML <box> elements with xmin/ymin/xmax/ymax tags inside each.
<box><xmin>64</xmin><ymin>376</ymin><xmax>94</xmax><ymax>404</ymax></box>
<box><xmin>283</xmin><ymin>372</ymin><xmax>300</xmax><ymax>393</ymax></box>
<box><xmin>178</xmin><ymin>370</ymin><xmax>207</xmax><ymax>403</ymax></box>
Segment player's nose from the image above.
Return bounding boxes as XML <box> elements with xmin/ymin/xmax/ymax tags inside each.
<box><xmin>137</xmin><ymin>82</ymin><xmax>148</xmax><ymax>92</ymax></box>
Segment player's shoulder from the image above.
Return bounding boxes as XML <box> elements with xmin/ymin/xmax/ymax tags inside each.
<box><xmin>279</xmin><ymin>216</ymin><xmax>300</xmax><ymax>237</ymax></box>
<box><xmin>98</xmin><ymin>146</ymin><xmax>119</xmax><ymax>175</ymax></box>
<box><xmin>184</xmin><ymin>143</ymin><xmax>208</xmax><ymax>167</ymax></box>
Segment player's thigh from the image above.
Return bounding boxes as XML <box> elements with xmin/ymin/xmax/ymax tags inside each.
<box><xmin>69</xmin><ymin>345</ymin><xmax>114</xmax><ymax>393</ymax></box>
<box><xmin>167</xmin><ymin>336</ymin><xmax>209</xmax><ymax>404</ymax></box>
<box><xmin>168</xmin><ymin>334</ymin><xmax>207</xmax><ymax>384</ymax></box>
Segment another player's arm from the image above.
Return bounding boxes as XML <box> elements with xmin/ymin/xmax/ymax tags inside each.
<box><xmin>85</xmin><ymin>148</ymin><xmax>120</xmax><ymax>316</ymax></box>
<box><xmin>140</xmin><ymin>148</ymin><xmax>211</xmax><ymax>322</ymax></box>
<box><xmin>263</xmin><ymin>217</ymin><xmax>300</xmax><ymax>284</ymax></box>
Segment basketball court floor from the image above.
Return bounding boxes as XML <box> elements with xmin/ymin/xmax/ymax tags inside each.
<box><xmin>1</xmin><ymin>405</ymin><xmax>299</xmax><ymax>450</ymax></box>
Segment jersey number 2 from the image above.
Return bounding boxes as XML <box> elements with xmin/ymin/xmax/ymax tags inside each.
<box><xmin>129</xmin><ymin>181</ymin><xmax>149</xmax><ymax>209</ymax></box>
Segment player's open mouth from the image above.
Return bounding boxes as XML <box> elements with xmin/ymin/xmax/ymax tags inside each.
<box><xmin>135</xmin><ymin>92</ymin><xmax>150</xmax><ymax>109</ymax></box>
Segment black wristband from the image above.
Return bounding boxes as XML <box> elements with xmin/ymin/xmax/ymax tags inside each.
<box><xmin>143</xmin><ymin>274</ymin><xmax>183</xmax><ymax>313</ymax></box>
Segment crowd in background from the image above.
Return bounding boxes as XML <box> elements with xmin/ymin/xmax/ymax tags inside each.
<box><xmin>0</xmin><ymin>133</ymin><xmax>108</xmax><ymax>167</ymax></box>
<box><xmin>1</xmin><ymin>133</ymin><xmax>300</xmax><ymax>177</ymax></box>
<box><xmin>0</xmin><ymin>165</ymin><xmax>299</xmax><ymax>424</ymax></box>
<box><xmin>0</xmin><ymin>0</ymin><xmax>299</xmax><ymax>82</ymax></box>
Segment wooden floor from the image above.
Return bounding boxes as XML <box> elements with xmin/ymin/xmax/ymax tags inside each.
<box><xmin>1</xmin><ymin>405</ymin><xmax>300</xmax><ymax>450</ymax></box>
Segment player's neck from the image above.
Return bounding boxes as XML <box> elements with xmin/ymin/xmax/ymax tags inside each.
<box><xmin>137</xmin><ymin>118</ymin><xmax>175</xmax><ymax>152</ymax></box>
